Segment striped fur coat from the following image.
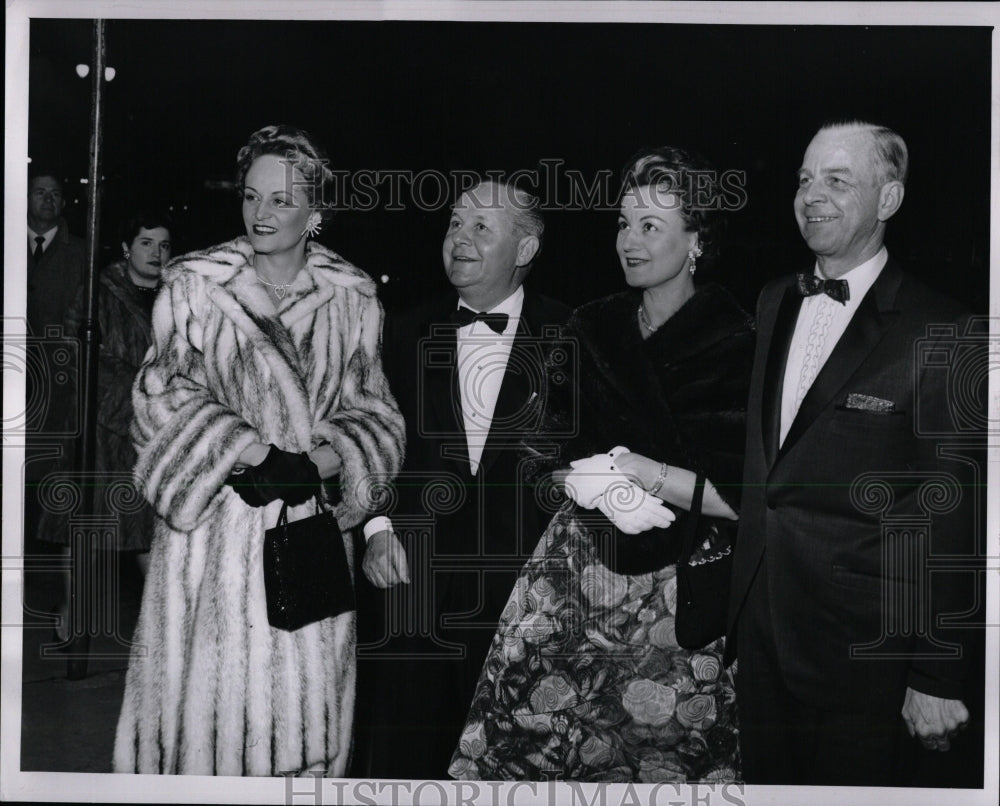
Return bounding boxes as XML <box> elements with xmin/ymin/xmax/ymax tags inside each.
<box><xmin>113</xmin><ymin>237</ymin><xmax>404</xmax><ymax>776</ymax></box>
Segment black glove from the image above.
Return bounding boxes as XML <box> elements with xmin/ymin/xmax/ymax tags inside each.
<box><xmin>226</xmin><ymin>445</ymin><xmax>322</xmax><ymax>507</ymax></box>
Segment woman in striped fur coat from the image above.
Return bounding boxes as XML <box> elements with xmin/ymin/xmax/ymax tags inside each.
<box><xmin>113</xmin><ymin>125</ymin><xmax>404</xmax><ymax>777</ymax></box>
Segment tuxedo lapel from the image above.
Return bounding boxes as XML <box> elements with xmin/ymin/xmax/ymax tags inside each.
<box><xmin>761</xmin><ymin>284</ymin><xmax>802</xmax><ymax>467</ymax></box>
<box><xmin>421</xmin><ymin>299</ymin><xmax>467</xmax><ymax>449</ymax></box>
<box><xmin>476</xmin><ymin>316</ymin><xmax>537</xmax><ymax>474</ymax></box>
<box><xmin>776</xmin><ymin>262</ymin><xmax>903</xmax><ymax>463</ymax></box>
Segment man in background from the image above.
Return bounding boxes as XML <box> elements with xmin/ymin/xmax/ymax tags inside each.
<box><xmin>24</xmin><ymin>169</ymin><xmax>87</xmax><ymax>541</ymax></box>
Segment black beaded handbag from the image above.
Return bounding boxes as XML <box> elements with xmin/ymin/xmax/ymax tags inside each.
<box><xmin>674</xmin><ymin>474</ymin><xmax>734</xmax><ymax>650</ymax></box>
<box><xmin>262</xmin><ymin>497</ymin><xmax>355</xmax><ymax>632</ymax></box>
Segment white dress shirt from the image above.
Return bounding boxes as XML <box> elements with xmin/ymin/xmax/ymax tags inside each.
<box><xmin>27</xmin><ymin>224</ymin><xmax>58</xmax><ymax>256</ymax></box>
<box><xmin>361</xmin><ymin>287</ymin><xmax>525</xmax><ymax>539</ymax></box>
<box><xmin>779</xmin><ymin>248</ymin><xmax>888</xmax><ymax>445</ymax></box>
<box><xmin>455</xmin><ymin>286</ymin><xmax>524</xmax><ymax>475</ymax></box>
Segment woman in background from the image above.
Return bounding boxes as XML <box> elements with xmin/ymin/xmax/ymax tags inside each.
<box><xmin>114</xmin><ymin>125</ymin><xmax>404</xmax><ymax>776</ymax></box>
<box><xmin>38</xmin><ymin>211</ymin><xmax>173</xmax><ymax>640</ymax></box>
<box><xmin>450</xmin><ymin>147</ymin><xmax>754</xmax><ymax>782</ymax></box>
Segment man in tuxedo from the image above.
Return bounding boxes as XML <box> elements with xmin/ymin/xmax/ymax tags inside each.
<box><xmin>355</xmin><ymin>180</ymin><xmax>571</xmax><ymax>779</ymax></box>
<box><xmin>727</xmin><ymin>121</ymin><xmax>983</xmax><ymax>785</ymax></box>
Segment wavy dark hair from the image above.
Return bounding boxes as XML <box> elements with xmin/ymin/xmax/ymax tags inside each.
<box><xmin>120</xmin><ymin>209</ymin><xmax>174</xmax><ymax>246</ymax></box>
<box><xmin>619</xmin><ymin>146</ymin><xmax>725</xmax><ymax>269</ymax></box>
<box><xmin>236</xmin><ymin>124</ymin><xmax>335</xmax><ymax>225</ymax></box>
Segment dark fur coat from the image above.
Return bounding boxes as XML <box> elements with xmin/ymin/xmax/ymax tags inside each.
<box><xmin>37</xmin><ymin>260</ymin><xmax>157</xmax><ymax>550</ymax></box>
<box><xmin>527</xmin><ymin>284</ymin><xmax>755</xmax><ymax>566</ymax></box>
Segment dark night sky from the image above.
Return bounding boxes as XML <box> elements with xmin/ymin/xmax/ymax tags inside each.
<box><xmin>28</xmin><ymin>19</ymin><xmax>991</xmax><ymax>314</ymax></box>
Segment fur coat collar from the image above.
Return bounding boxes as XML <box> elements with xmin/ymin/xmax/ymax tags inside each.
<box><xmin>572</xmin><ymin>283</ymin><xmax>754</xmax><ymax>369</ymax></box>
<box><xmin>163</xmin><ymin>235</ymin><xmax>376</xmax><ymax>324</ymax></box>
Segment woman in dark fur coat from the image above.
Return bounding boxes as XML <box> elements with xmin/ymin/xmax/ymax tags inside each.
<box><xmin>449</xmin><ymin>148</ymin><xmax>754</xmax><ymax>782</ymax></box>
<box><xmin>37</xmin><ymin>211</ymin><xmax>173</xmax><ymax>638</ymax></box>
<box><xmin>114</xmin><ymin>126</ymin><xmax>404</xmax><ymax>776</ymax></box>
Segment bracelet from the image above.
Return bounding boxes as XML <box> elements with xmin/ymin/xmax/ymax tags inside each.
<box><xmin>649</xmin><ymin>462</ymin><xmax>668</xmax><ymax>496</ymax></box>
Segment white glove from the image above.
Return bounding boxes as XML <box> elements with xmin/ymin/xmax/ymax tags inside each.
<box><xmin>565</xmin><ymin>447</ymin><xmax>631</xmax><ymax>507</ymax></box>
<box><xmin>596</xmin><ymin>478</ymin><xmax>675</xmax><ymax>534</ymax></box>
<box><xmin>565</xmin><ymin>447</ymin><xmax>675</xmax><ymax>534</ymax></box>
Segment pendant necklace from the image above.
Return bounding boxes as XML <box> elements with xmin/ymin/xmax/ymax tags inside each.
<box><xmin>256</xmin><ymin>271</ymin><xmax>292</xmax><ymax>300</ymax></box>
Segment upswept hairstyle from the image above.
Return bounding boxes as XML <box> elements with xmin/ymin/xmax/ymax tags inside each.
<box><xmin>619</xmin><ymin>146</ymin><xmax>724</xmax><ymax>268</ymax></box>
<box><xmin>236</xmin><ymin>124</ymin><xmax>336</xmax><ymax>224</ymax></box>
<box><xmin>819</xmin><ymin>120</ymin><xmax>909</xmax><ymax>186</ymax></box>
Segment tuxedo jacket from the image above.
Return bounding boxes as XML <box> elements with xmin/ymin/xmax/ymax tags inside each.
<box><xmin>352</xmin><ymin>287</ymin><xmax>570</xmax><ymax>779</ymax></box>
<box><xmin>371</xmin><ymin>287</ymin><xmax>572</xmax><ymax>640</ymax></box>
<box><xmin>727</xmin><ymin>259</ymin><xmax>982</xmax><ymax>712</ymax></box>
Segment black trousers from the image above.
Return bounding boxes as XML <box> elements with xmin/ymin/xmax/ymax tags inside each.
<box><xmin>352</xmin><ymin>567</ymin><xmax>498</xmax><ymax>781</ymax></box>
<box><xmin>735</xmin><ymin>557</ymin><xmax>912</xmax><ymax>786</ymax></box>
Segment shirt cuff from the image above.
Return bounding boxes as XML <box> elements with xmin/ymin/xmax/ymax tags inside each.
<box><xmin>363</xmin><ymin>516</ymin><xmax>393</xmax><ymax>543</ymax></box>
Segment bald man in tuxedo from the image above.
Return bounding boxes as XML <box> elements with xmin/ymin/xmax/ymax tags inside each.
<box><xmin>355</xmin><ymin>180</ymin><xmax>571</xmax><ymax>779</ymax></box>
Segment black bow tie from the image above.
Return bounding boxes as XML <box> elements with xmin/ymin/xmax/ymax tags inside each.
<box><xmin>796</xmin><ymin>273</ymin><xmax>850</xmax><ymax>304</ymax></box>
<box><xmin>449</xmin><ymin>306</ymin><xmax>509</xmax><ymax>334</ymax></box>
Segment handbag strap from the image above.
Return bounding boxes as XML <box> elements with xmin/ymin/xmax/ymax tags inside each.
<box><xmin>678</xmin><ymin>473</ymin><xmax>707</xmax><ymax>607</ymax></box>
<box><xmin>679</xmin><ymin>473</ymin><xmax>707</xmax><ymax>562</ymax></box>
<box><xmin>275</xmin><ymin>495</ymin><xmax>322</xmax><ymax>526</ymax></box>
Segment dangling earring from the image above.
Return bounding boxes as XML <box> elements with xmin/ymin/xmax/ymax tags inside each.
<box><xmin>123</xmin><ymin>249</ymin><xmax>131</xmax><ymax>260</ymax></box>
<box><xmin>688</xmin><ymin>245</ymin><xmax>703</xmax><ymax>276</ymax></box>
<box><xmin>302</xmin><ymin>213</ymin><xmax>322</xmax><ymax>239</ymax></box>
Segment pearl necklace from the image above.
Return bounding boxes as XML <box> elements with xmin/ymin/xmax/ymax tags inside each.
<box><xmin>637</xmin><ymin>303</ymin><xmax>659</xmax><ymax>333</ymax></box>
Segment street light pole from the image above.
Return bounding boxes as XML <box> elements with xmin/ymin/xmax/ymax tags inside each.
<box><xmin>66</xmin><ymin>18</ymin><xmax>106</xmax><ymax>680</ymax></box>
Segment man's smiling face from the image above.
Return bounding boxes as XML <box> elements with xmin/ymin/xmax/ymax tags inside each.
<box><xmin>794</xmin><ymin>127</ymin><xmax>888</xmax><ymax>277</ymax></box>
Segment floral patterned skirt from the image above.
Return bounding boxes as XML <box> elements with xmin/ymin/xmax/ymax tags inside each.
<box><xmin>448</xmin><ymin>503</ymin><xmax>740</xmax><ymax>782</ymax></box>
